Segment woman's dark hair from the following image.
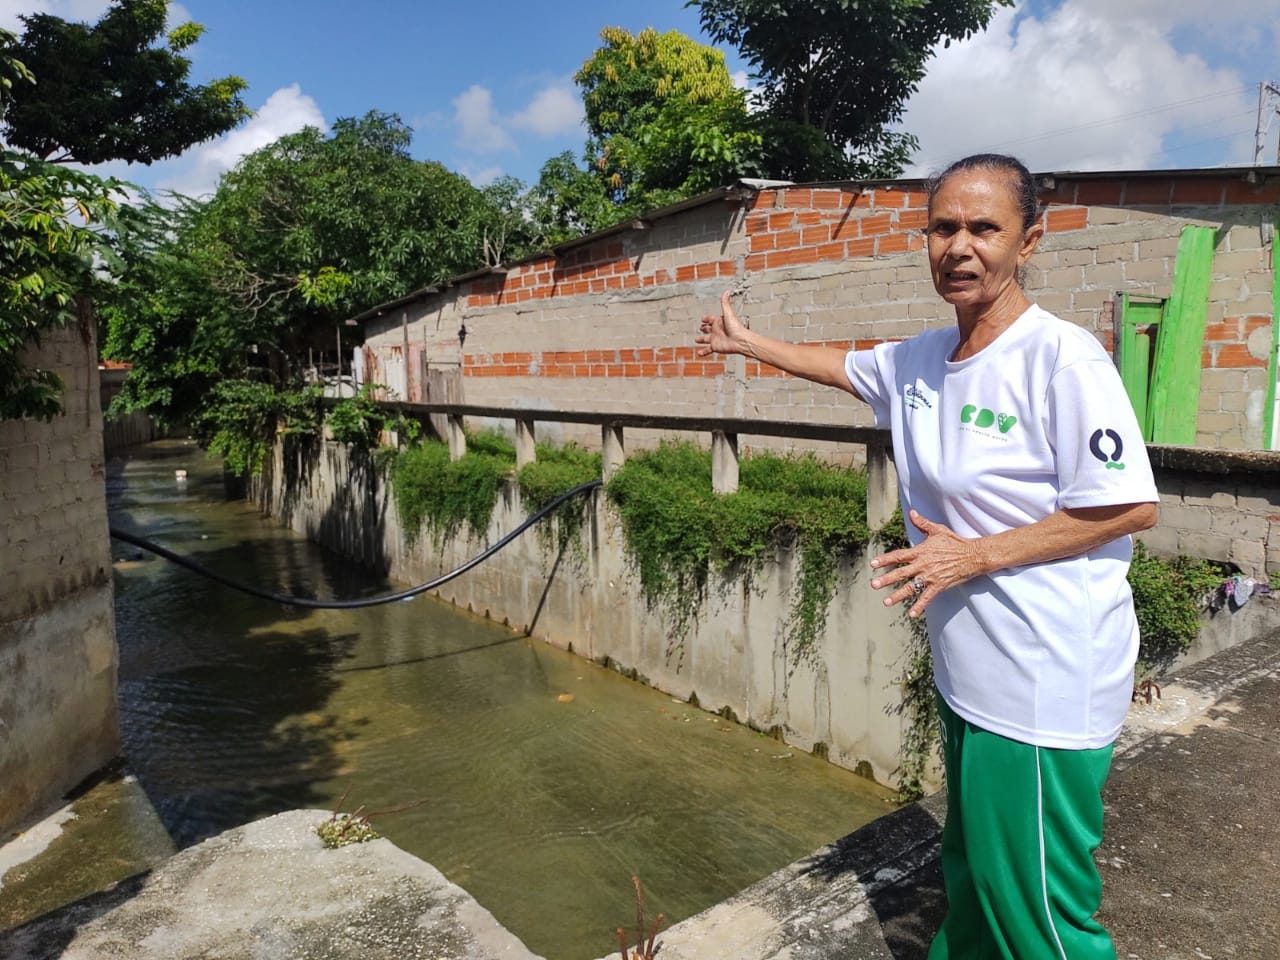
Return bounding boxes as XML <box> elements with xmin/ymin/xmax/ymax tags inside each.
<box><xmin>925</xmin><ymin>154</ymin><xmax>1039</xmax><ymax>231</ymax></box>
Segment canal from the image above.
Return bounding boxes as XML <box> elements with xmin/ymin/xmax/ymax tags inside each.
<box><xmin>48</xmin><ymin>441</ymin><xmax>896</xmax><ymax>959</ymax></box>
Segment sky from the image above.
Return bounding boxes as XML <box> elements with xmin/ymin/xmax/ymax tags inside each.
<box><xmin>2</xmin><ymin>0</ymin><xmax>1278</xmax><ymax>199</ymax></box>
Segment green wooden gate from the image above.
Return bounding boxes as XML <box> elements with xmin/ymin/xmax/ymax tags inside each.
<box><xmin>1115</xmin><ymin>225</ymin><xmax>1217</xmax><ymax>445</ymax></box>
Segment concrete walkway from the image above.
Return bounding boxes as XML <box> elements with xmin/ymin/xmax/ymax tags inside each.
<box><xmin>648</xmin><ymin>627</ymin><xmax>1280</xmax><ymax>960</ymax></box>
<box><xmin>0</xmin><ymin>810</ymin><xmax>542</xmax><ymax>960</ymax></box>
<box><xmin>2</xmin><ymin>628</ymin><xmax>1277</xmax><ymax>960</ymax></box>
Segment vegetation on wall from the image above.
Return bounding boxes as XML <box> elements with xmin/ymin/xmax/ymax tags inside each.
<box><xmin>191</xmin><ymin>380</ymin><xmax>323</xmax><ymax>477</ymax></box>
<box><xmin>388</xmin><ymin>429</ymin><xmax>601</xmax><ymax>550</ymax></box>
<box><xmin>605</xmin><ymin>441</ymin><xmax>868</xmax><ymax>658</ymax></box>
<box><xmin>390</xmin><ymin>432</ymin><xmax>513</xmax><ymax>547</ymax></box>
<box><xmin>873</xmin><ymin>507</ymin><xmax>937</xmax><ymax>802</ymax></box>
<box><xmin>326</xmin><ymin>385</ymin><xmax>420</xmax><ymax>449</ymax></box>
<box><xmin>518</xmin><ymin>442</ymin><xmax>602</xmax><ymax>557</ymax></box>
<box><xmin>1128</xmin><ymin>541</ymin><xmax>1225</xmax><ymax>671</ymax></box>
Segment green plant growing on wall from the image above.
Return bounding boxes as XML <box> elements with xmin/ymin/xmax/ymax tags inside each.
<box><xmin>875</xmin><ymin>507</ymin><xmax>939</xmax><ymax>803</ymax></box>
<box><xmin>390</xmin><ymin>433</ymin><xmax>512</xmax><ymax>546</ymax></box>
<box><xmin>1128</xmin><ymin>540</ymin><xmax>1225</xmax><ymax>671</ymax></box>
<box><xmin>604</xmin><ymin>441</ymin><xmax>869</xmax><ymax>659</ymax></box>
<box><xmin>192</xmin><ymin>380</ymin><xmax>323</xmax><ymax>477</ymax></box>
<box><xmin>517</xmin><ymin>441</ymin><xmax>602</xmax><ymax>559</ymax></box>
<box><xmin>326</xmin><ymin>384</ymin><xmax>420</xmax><ymax>450</ymax></box>
<box><xmin>326</xmin><ymin>384</ymin><xmax>386</xmax><ymax>447</ymax></box>
<box><xmin>389</xmin><ymin>427</ymin><xmax>607</xmax><ymax>551</ymax></box>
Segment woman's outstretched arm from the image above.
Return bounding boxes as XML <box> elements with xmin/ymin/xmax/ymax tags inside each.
<box><xmin>697</xmin><ymin>291</ymin><xmax>861</xmax><ymax>397</ymax></box>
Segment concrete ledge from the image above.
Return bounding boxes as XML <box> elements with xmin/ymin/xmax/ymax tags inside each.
<box><xmin>600</xmin><ymin>793</ymin><xmax>948</xmax><ymax>960</ymax></box>
<box><xmin>0</xmin><ymin>810</ymin><xmax>544</xmax><ymax>960</ymax></box>
<box><xmin>635</xmin><ymin>627</ymin><xmax>1280</xmax><ymax>960</ymax></box>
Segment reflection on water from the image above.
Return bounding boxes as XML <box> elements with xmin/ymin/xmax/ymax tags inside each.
<box><xmin>108</xmin><ymin>440</ymin><xmax>894</xmax><ymax>960</ymax></box>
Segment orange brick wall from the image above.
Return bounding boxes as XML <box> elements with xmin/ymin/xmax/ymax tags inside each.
<box><xmin>362</xmin><ymin>171</ymin><xmax>1280</xmax><ymax>451</ymax></box>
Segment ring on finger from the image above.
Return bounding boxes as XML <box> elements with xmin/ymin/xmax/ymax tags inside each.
<box><xmin>911</xmin><ymin>576</ymin><xmax>926</xmax><ymax>592</ymax></box>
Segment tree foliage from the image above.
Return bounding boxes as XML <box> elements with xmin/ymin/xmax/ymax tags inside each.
<box><xmin>692</xmin><ymin>0</ymin><xmax>1014</xmax><ymax>179</ymax></box>
<box><xmin>0</xmin><ymin>28</ymin><xmax>122</xmax><ymax>421</ymax></box>
<box><xmin>543</xmin><ymin>27</ymin><xmax>762</xmax><ymax>231</ymax></box>
<box><xmin>0</xmin><ymin>153</ymin><xmax>121</xmax><ymax>420</ymax></box>
<box><xmin>0</xmin><ymin>0</ymin><xmax>249</xmax><ymax>164</ymax></box>
<box><xmin>526</xmin><ymin>151</ymin><xmax>618</xmax><ymax>245</ymax></box>
<box><xmin>101</xmin><ymin>112</ymin><xmax>496</xmax><ymax>428</ymax></box>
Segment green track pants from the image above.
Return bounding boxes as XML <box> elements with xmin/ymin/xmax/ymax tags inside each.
<box><xmin>928</xmin><ymin>697</ymin><xmax>1117</xmax><ymax>960</ymax></box>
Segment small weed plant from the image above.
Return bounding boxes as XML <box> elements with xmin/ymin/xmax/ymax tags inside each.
<box><xmin>616</xmin><ymin>876</ymin><xmax>663</xmax><ymax>960</ymax></box>
<box><xmin>326</xmin><ymin>384</ymin><xmax>421</xmax><ymax>450</ymax></box>
<box><xmin>316</xmin><ymin>811</ymin><xmax>381</xmax><ymax>848</ymax></box>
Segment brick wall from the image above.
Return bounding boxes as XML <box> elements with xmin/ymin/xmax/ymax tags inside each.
<box><xmin>362</xmin><ymin>170</ymin><xmax>1280</xmax><ymax>452</ymax></box>
<box><xmin>0</xmin><ymin>321</ymin><xmax>119</xmax><ymax>834</ymax></box>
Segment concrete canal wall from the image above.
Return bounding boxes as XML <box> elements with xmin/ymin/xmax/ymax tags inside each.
<box><xmin>254</xmin><ymin>437</ymin><xmax>914</xmax><ymax>787</ymax></box>
<box><xmin>253</xmin><ymin>434</ymin><xmax>1280</xmax><ymax>790</ymax></box>
<box><xmin>0</xmin><ymin>320</ymin><xmax>119</xmax><ymax>837</ymax></box>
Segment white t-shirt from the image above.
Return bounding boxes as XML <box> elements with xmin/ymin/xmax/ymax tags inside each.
<box><xmin>845</xmin><ymin>305</ymin><xmax>1158</xmax><ymax>749</ymax></box>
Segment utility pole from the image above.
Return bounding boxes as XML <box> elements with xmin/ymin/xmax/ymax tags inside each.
<box><xmin>1254</xmin><ymin>81</ymin><xmax>1280</xmax><ymax>164</ymax></box>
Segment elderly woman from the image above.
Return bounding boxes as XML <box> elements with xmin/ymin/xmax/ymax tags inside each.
<box><xmin>697</xmin><ymin>153</ymin><xmax>1157</xmax><ymax>960</ymax></box>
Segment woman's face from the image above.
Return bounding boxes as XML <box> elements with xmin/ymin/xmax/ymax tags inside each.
<box><xmin>926</xmin><ymin>169</ymin><xmax>1042</xmax><ymax>313</ymax></box>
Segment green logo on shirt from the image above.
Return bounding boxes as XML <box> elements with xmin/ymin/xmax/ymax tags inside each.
<box><xmin>961</xmin><ymin>405</ymin><xmax>1019</xmax><ymax>434</ymax></box>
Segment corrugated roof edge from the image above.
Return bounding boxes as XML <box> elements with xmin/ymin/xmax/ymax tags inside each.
<box><xmin>343</xmin><ymin>165</ymin><xmax>1280</xmax><ymax>326</ymax></box>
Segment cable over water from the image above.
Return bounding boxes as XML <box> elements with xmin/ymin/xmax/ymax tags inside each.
<box><xmin>108</xmin><ymin>478</ymin><xmax>603</xmax><ymax>609</ymax></box>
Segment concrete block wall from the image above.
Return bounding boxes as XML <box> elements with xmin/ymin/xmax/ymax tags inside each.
<box><xmin>362</xmin><ymin>169</ymin><xmax>1280</xmax><ymax>454</ymax></box>
<box><xmin>0</xmin><ymin>322</ymin><xmax>119</xmax><ymax>835</ymax></box>
<box><xmin>1140</xmin><ymin>448</ymin><xmax>1280</xmax><ymax>577</ymax></box>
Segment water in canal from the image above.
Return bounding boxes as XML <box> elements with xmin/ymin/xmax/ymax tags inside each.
<box><xmin>104</xmin><ymin>440</ymin><xmax>893</xmax><ymax>959</ymax></box>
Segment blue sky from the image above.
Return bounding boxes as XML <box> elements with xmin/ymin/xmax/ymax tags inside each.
<box><xmin>2</xmin><ymin>0</ymin><xmax>1277</xmax><ymax>197</ymax></box>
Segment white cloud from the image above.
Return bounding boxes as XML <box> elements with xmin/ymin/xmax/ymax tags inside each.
<box><xmin>0</xmin><ymin>0</ymin><xmax>109</xmax><ymax>31</ymax></box>
<box><xmin>0</xmin><ymin>1</ymin><xmax>193</xmax><ymax>34</ymax></box>
<box><xmin>166</xmin><ymin>3</ymin><xmax>191</xmax><ymax>31</ymax></box>
<box><xmin>453</xmin><ymin>84</ymin><xmax>515</xmax><ymax>154</ymax></box>
<box><xmin>152</xmin><ymin>85</ymin><xmax>326</xmax><ymax>199</ymax></box>
<box><xmin>461</xmin><ymin>165</ymin><xmax>505</xmax><ymax>187</ymax></box>
<box><xmin>901</xmin><ymin>1</ymin><xmax>1260</xmax><ymax>175</ymax></box>
<box><xmin>452</xmin><ymin>81</ymin><xmax>585</xmax><ymax>157</ymax></box>
<box><xmin>510</xmin><ymin>84</ymin><xmax>582</xmax><ymax>138</ymax></box>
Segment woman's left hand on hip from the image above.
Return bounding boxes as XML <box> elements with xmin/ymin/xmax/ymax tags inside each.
<box><xmin>869</xmin><ymin>509</ymin><xmax>981</xmax><ymax>618</ymax></box>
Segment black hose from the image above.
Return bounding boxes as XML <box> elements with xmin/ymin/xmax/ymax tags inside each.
<box><xmin>108</xmin><ymin>478</ymin><xmax>603</xmax><ymax>609</ymax></box>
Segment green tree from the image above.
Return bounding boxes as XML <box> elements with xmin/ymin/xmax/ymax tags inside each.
<box><xmin>0</xmin><ymin>0</ymin><xmax>248</xmax><ymax>164</ymax></box>
<box><xmin>0</xmin><ymin>29</ymin><xmax>121</xmax><ymax>420</ymax></box>
<box><xmin>576</xmin><ymin>27</ymin><xmax>760</xmax><ymax>212</ymax></box>
<box><xmin>0</xmin><ymin>155</ymin><xmax>121</xmax><ymax>420</ymax></box>
<box><xmin>479</xmin><ymin>175</ymin><xmax>539</xmax><ymax>266</ymax></box>
<box><xmin>691</xmin><ymin>0</ymin><xmax>1013</xmax><ymax>179</ymax></box>
<box><xmin>101</xmin><ymin>112</ymin><xmax>495</xmax><ymax>428</ymax></box>
<box><xmin>526</xmin><ymin>151</ymin><xmax>617</xmax><ymax>245</ymax></box>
